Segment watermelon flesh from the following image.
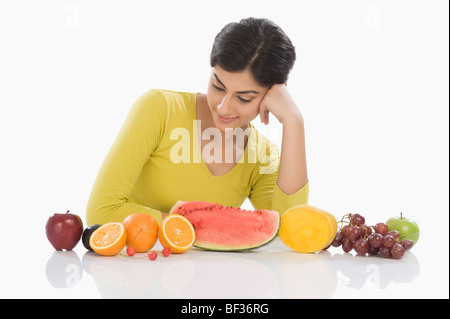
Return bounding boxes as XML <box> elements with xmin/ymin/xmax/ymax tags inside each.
<box><xmin>169</xmin><ymin>201</ymin><xmax>280</xmax><ymax>251</ymax></box>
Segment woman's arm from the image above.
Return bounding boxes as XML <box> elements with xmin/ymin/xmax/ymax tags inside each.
<box><xmin>86</xmin><ymin>90</ymin><xmax>166</xmax><ymax>226</ymax></box>
<box><xmin>259</xmin><ymin>84</ymin><xmax>308</xmax><ymax>195</ymax></box>
<box><xmin>277</xmin><ymin>115</ymin><xmax>308</xmax><ymax>194</ymax></box>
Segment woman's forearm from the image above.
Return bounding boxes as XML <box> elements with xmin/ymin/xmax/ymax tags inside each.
<box><xmin>276</xmin><ymin>115</ymin><xmax>308</xmax><ymax>195</ymax></box>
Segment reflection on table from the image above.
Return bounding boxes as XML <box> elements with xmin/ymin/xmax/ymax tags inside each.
<box><xmin>45</xmin><ymin>238</ymin><xmax>419</xmax><ymax>298</ymax></box>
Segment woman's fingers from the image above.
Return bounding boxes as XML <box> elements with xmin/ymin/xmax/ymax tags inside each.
<box><xmin>263</xmin><ymin>109</ymin><xmax>269</xmax><ymax>125</ymax></box>
<box><xmin>260</xmin><ymin>104</ymin><xmax>270</xmax><ymax>125</ymax></box>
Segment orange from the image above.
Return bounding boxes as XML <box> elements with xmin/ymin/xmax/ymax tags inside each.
<box><xmin>158</xmin><ymin>214</ymin><xmax>195</xmax><ymax>253</ymax></box>
<box><xmin>90</xmin><ymin>222</ymin><xmax>127</xmax><ymax>256</ymax></box>
<box><xmin>122</xmin><ymin>213</ymin><xmax>158</xmax><ymax>253</ymax></box>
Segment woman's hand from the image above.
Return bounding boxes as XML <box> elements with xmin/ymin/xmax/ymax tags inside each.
<box><xmin>259</xmin><ymin>84</ymin><xmax>302</xmax><ymax>125</ymax></box>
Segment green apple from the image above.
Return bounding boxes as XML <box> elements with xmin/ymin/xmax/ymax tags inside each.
<box><xmin>386</xmin><ymin>212</ymin><xmax>420</xmax><ymax>245</ymax></box>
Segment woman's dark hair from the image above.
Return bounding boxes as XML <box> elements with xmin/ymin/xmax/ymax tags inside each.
<box><xmin>210</xmin><ymin>17</ymin><xmax>296</xmax><ymax>87</ymax></box>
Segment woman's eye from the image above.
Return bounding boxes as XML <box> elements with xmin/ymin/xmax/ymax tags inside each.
<box><xmin>212</xmin><ymin>84</ymin><xmax>225</xmax><ymax>92</ymax></box>
<box><xmin>238</xmin><ymin>97</ymin><xmax>251</xmax><ymax>103</ymax></box>
<box><xmin>211</xmin><ymin>84</ymin><xmax>251</xmax><ymax>103</ymax></box>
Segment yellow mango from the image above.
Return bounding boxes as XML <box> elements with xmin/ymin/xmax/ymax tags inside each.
<box><xmin>279</xmin><ymin>205</ymin><xmax>337</xmax><ymax>253</ymax></box>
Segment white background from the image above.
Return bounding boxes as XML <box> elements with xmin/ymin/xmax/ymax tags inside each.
<box><xmin>0</xmin><ymin>0</ymin><xmax>448</xmax><ymax>298</ymax></box>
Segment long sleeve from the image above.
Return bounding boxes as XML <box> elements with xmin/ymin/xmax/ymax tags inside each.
<box><xmin>86</xmin><ymin>90</ymin><xmax>167</xmax><ymax>226</ymax></box>
<box><xmin>249</xmin><ymin>170</ymin><xmax>309</xmax><ymax>216</ymax></box>
<box><xmin>247</xmin><ymin>135</ymin><xmax>309</xmax><ymax>216</ymax></box>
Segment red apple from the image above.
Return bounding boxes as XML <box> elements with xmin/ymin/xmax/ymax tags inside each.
<box><xmin>46</xmin><ymin>210</ymin><xmax>84</xmax><ymax>251</ymax></box>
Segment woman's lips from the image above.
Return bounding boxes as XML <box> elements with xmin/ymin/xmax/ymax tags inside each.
<box><xmin>217</xmin><ymin>113</ymin><xmax>239</xmax><ymax>123</ymax></box>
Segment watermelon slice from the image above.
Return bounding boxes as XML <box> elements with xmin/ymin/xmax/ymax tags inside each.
<box><xmin>169</xmin><ymin>201</ymin><xmax>280</xmax><ymax>251</ymax></box>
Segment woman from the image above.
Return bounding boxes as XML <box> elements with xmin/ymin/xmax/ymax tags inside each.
<box><xmin>86</xmin><ymin>17</ymin><xmax>308</xmax><ymax>226</ymax></box>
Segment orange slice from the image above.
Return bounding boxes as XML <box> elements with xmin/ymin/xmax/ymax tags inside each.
<box><xmin>90</xmin><ymin>222</ymin><xmax>127</xmax><ymax>256</ymax></box>
<box><xmin>158</xmin><ymin>214</ymin><xmax>195</xmax><ymax>253</ymax></box>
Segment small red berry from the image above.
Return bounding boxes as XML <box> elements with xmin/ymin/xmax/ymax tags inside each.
<box><xmin>126</xmin><ymin>246</ymin><xmax>136</xmax><ymax>257</ymax></box>
<box><xmin>162</xmin><ymin>247</ymin><xmax>171</xmax><ymax>257</ymax></box>
<box><xmin>148</xmin><ymin>251</ymin><xmax>157</xmax><ymax>260</ymax></box>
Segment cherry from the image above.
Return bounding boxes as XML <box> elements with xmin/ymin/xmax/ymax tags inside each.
<box><xmin>162</xmin><ymin>247</ymin><xmax>171</xmax><ymax>257</ymax></box>
<box><xmin>148</xmin><ymin>251</ymin><xmax>157</xmax><ymax>260</ymax></box>
<box><xmin>126</xmin><ymin>246</ymin><xmax>136</xmax><ymax>257</ymax></box>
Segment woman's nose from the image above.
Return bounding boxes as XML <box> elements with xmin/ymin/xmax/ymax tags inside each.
<box><xmin>217</xmin><ymin>95</ymin><xmax>234</xmax><ymax>114</ymax></box>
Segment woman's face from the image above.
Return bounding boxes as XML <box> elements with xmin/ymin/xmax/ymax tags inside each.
<box><xmin>206</xmin><ymin>66</ymin><xmax>268</xmax><ymax>131</ymax></box>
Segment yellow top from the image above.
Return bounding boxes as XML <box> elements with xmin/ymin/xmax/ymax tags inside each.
<box><xmin>86</xmin><ymin>89</ymin><xmax>308</xmax><ymax>225</ymax></box>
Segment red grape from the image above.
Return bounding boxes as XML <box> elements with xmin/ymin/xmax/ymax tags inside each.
<box><xmin>382</xmin><ymin>235</ymin><xmax>395</xmax><ymax>248</ymax></box>
<box><xmin>391</xmin><ymin>243</ymin><xmax>405</xmax><ymax>259</ymax></box>
<box><xmin>387</xmin><ymin>230</ymin><xmax>400</xmax><ymax>240</ymax></box>
<box><xmin>360</xmin><ymin>224</ymin><xmax>372</xmax><ymax>237</ymax></box>
<box><xmin>354</xmin><ymin>238</ymin><xmax>370</xmax><ymax>255</ymax></box>
<box><xmin>331</xmin><ymin>231</ymin><xmax>343</xmax><ymax>247</ymax></box>
<box><xmin>341</xmin><ymin>225</ymin><xmax>351</xmax><ymax>239</ymax></box>
<box><xmin>350</xmin><ymin>213</ymin><xmax>365</xmax><ymax>226</ymax></box>
<box><xmin>348</xmin><ymin>226</ymin><xmax>362</xmax><ymax>242</ymax></box>
<box><xmin>379</xmin><ymin>245</ymin><xmax>391</xmax><ymax>258</ymax></box>
<box><xmin>402</xmin><ymin>239</ymin><xmax>414</xmax><ymax>251</ymax></box>
<box><xmin>342</xmin><ymin>239</ymin><xmax>353</xmax><ymax>253</ymax></box>
<box><xmin>368</xmin><ymin>233</ymin><xmax>383</xmax><ymax>248</ymax></box>
<box><xmin>374</xmin><ymin>223</ymin><xmax>388</xmax><ymax>235</ymax></box>
<box><xmin>368</xmin><ymin>246</ymin><xmax>379</xmax><ymax>256</ymax></box>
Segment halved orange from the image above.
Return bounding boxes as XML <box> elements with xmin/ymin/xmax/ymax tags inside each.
<box><xmin>158</xmin><ymin>214</ymin><xmax>195</xmax><ymax>253</ymax></box>
<box><xmin>90</xmin><ymin>222</ymin><xmax>127</xmax><ymax>256</ymax></box>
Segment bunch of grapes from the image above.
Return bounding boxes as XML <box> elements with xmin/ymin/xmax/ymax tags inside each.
<box><xmin>330</xmin><ymin>213</ymin><xmax>414</xmax><ymax>259</ymax></box>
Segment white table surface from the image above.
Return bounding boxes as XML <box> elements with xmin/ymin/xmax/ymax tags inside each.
<box><xmin>2</xmin><ymin>223</ymin><xmax>447</xmax><ymax>299</ymax></box>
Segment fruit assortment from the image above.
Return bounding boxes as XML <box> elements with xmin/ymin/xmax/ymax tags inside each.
<box><xmin>327</xmin><ymin>213</ymin><xmax>418</xmax><ymax>259</ymax></box>
<box><xmin>45</xmin><ymin>210</ymin><xmax>195</xmax><ymax>260</ymax></box>
<box><xmin>45</xmin><ymin>204</ymin><xmax>419</xmax><ymax>261</ymax></box>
